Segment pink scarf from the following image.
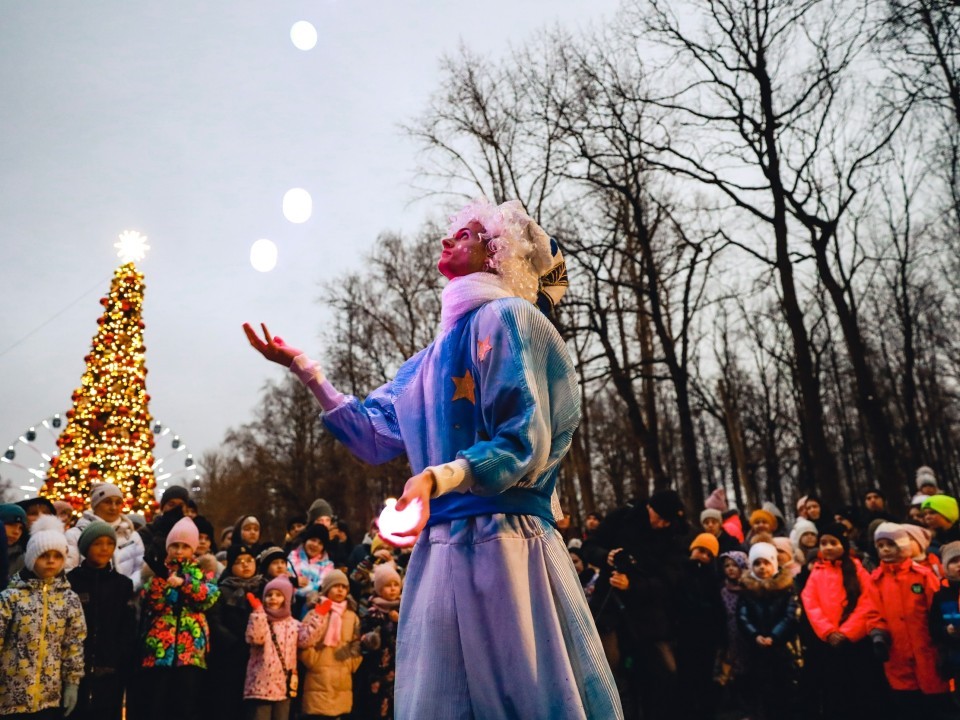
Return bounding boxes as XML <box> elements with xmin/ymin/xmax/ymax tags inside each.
<box><xmin>322</xmin><ymin>600</ymin><xmax>347</xmax><ymax>647</ymax></box>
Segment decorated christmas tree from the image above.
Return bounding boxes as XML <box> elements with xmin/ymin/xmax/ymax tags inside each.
<box><xmin>44</xmin><ymin>231</ymin><xmax>158</xmax><ymax>516</ymax></box>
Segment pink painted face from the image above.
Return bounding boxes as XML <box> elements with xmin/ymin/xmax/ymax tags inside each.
<box><xmin>438</xmin><ymin>221</ymin><xmax>492</xmax><ymax>279</ymax></box>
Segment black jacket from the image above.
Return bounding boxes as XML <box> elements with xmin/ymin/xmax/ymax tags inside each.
<box><xmin>66</xmin><ymin>563</ymin><xmax>137</xmax><ymax>674</ymax></box>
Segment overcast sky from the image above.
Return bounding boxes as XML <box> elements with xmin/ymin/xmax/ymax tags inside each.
<box><xmin>0</xmin><ymin>1</ymin><xmax>621</xmax><ymax>495</ymax></box>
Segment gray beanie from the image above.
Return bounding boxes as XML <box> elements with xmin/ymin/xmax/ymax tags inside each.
<box><xmin>321</xmin><ymin>569</ymin><xmax>349</xmax><ymax>596</ymax></box>
<box><xmin>942</xmin><ymin>541</ymin><xmax>960</xmax><ymax>568</ymax></box>
<box><xmin>700</xmin><ymin>509</ymin><xmax>722</xmax><ymax>524</ymax></box>
<box><xmin>78</xmin><ymin>520</ymin><xmax>117</xmax><ymax>557</ymax></box>
<box><xmin>308</xmin><ymin>498</ymin><xmax>334</xmax><ymax>524</ymax></box>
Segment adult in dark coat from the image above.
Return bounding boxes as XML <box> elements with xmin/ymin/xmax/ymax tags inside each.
<box><xmin>583</xmin><ymin>490</ymin><xmax>690</xmax><ymax>720</ymax></box>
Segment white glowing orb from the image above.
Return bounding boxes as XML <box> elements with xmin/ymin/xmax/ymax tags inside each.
<box><xmin>378</xmin><ymin>497</ymin><xmax>424</xmax><ymax>548</ymax></box>
<box><xmin>282</xmin><ymin>188</ymin><xmax>312</xmax><ymax>224</ymax></box>
<box><xmin>290</xmin><ymin>21</ymin><xmax>318</xmax><ymax>51</ymax></box>
<box><xmin>115</xmin><ymin>230</ymin><xmax>150</xmax><ymax>263</ymax></box>
<box><xmin>250</xmin><ymin>239</ymin><xmax>278</xmax><ymax>272</ymax></box>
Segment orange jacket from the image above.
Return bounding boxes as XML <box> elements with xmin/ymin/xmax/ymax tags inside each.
<box><xmin>869</xmin><ymin>558</ymin><xmax>949</xmax><ymax>694</ymax></box>
<box><xmin>801</xmin><ymin>556</ymin><xmax>878</xmax><ymax>643</ymax></box>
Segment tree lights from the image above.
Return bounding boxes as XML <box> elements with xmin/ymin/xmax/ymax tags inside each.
<box><xmin>43</xmin><ymin>234</ymin><xmax>157</xmax><ymax>516</ymax></box>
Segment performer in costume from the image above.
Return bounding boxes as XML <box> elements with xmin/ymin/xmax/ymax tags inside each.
<box><xmin>244</xmin><ymin>198</ymin><xmax>622</xmax><ymax>719</ymax></box>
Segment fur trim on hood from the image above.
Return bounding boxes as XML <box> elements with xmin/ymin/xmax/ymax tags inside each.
<box><xmin>740</xmin><ymin>568</ymin><xmax>795</xmax><ymax>596</ymax></box>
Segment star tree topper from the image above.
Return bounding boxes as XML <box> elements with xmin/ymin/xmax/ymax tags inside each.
<box><xmin>115</xmin><ymin>230</ymin><xmax>150</xmax><ymax>263</ymax></box>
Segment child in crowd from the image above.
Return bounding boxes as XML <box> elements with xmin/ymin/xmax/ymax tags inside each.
<box><xmin>676</xmin><ymin>533</ymin><xmax>726</xmax><ymax>720</ymax></box>
<box><xmin>930</xmin><ymin>541</ymin><xmax>960</xmax><ymax>709</ymax></box>
<box><xmin>568</xmin><ymin>545</ymin><xmax>599</xmax><ymax>599</ymax></box>
<box><xmin>245</xmin><ymin>577</ymin><xmax>312</xmax><ymax>720</ymax></box>
<box><xmin>800</xmin><ymin>522</ymin><xmax>883</xmax><ymax>720</ymax></box>
<box><xmin>737</xmin><ymin>541</ymin><xmax>800</xmax><ymax>720</ymax></box>
<box><xmin>140</xmin><ymin>516</ymin><xmax>219</xmax><ymax>720</ymax></box>
<box><xmin>357</xmin><ymin>562</ymin><xmax>403</xmax><ymax>720</ymax></box>
<box><xmin>700</xmin><ymin>508</ymin><xmax>743</xmax><ymax>555</ymax></box>
<box><xmin>298</xmin><ymin>570</ymin><xmax>362</xmax><ymax>719</ymax></box>
<box><xmin>209</xmin><ymin>543</ymin><xmax>264</xmax><ymax>718</ymax></box>
<box><xmin>193</xmin><ymin>515</ymin><xmax>224</xmax><ymax>578</ymax></box>
<box><xmin>235</xmin><ymin>515</ymin><xmax>269</xmax><ymax>556</ymax></box>
<box><xmin>289</xmin><ymin>524</ymin><xmax>334</xmax><ymax>610</ymax></box>
<box><xmin>65</xmin><ymin>482</ymin><xmax>145</xmax><ymax>586</ymax></box>
<box><xmin>902</xmin><ymin>523</ymin><xmax>943</xmax><ymax>579</ymax></box>
<box><xmin>0</xmin><ymin>515</ymin><xmax>86</xmax><ymax>717</ymax></box>
<box><xmin>0</xmin><ymin>503</ymin><xmax>28</xmax><ymax>579</ymax></box>
<box><xmin>349</xmin><ymin>536</ymin><xmax>397</xmax><ymax>611</ymax></box>
<box><xmin>789</xmin><ymin>518</ymin><xmax>819</xmax><ymax>565</ymax></box>
<box><xmin>67</xmin><ymin>520</ymin><xmax>137</xmax><ymax>720</ymax></box>
<box><xmin>716</xmin><ymin>551</ymin><xmax>748</xmax><ymax>699</ymax></box>
<box><xmin>870</xmin><ymin>522</ymin><xmax>951</xmax><ymax>715</ymax></box>
<box><xmin>773</xmin><ymin>537</ymin><xmax>801</xmax><ymax>579</ymax></box>
<box><xmin>747</xmin><ymin>509</ymin><xmax>778</xmax><ymax>543</ymax></box>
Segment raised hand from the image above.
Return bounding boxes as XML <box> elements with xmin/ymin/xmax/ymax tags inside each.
<box><xmin>316</xmin><ymin>597</ymin><xmax>333</xmax><ymax>616</ymax></box>
<box><xmin>246</xmin><ymin>592</ymin><xmax>264</xmax><ymax>612</ymax></box>
<box><xmin>242</xmin><ymin>322</ymin><xmax>303</xmax><ymax>367</ymax></box>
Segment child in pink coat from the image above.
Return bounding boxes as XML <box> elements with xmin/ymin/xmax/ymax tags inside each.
<box><xmin>244</xmin><ymin>576</ymin><xmax>311</xmax><ymax>720</ymax></box>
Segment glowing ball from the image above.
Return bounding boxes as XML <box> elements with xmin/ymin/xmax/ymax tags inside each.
<box><xmin>290</xmin><ymin>21</ymin><xmax>318</xmax><ymax>51</ymax></box>
<box><xmin>250</xmin><ymin>239</ymin><xmax>278</xmax><ymax>272</ymax></box>
<box><xmin>282</xmin><ymin>188</ymin><xmax>312</xmax><ymax>224</ymax></box>
<box><xmin>378</xmin><ymin>497</ymin><xmax>424</xmax><ymax>547</ymax></box>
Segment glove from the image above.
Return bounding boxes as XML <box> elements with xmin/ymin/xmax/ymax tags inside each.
<box><xmin>246</xmin><ymin>592</ymin><xmax>263</xmax><ymax>612</ymax></box>
<box><xmin>315</xmin><ymin>597</ymin><xmax>333</xmax><ymax>616</ymax></box>
<box><xmin>62</xmin><ymin>683</ymin><xmax>78</xmax><ymax>717</ymax></box>
<box><xmin>871</xmin><ymin>632</ymin><xmax>890</xmax><ymax>662</ymax></box>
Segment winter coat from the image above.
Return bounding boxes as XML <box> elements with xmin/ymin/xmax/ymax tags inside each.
<box><xmin>141</xmin><ymin>559</ymin><xmax>219</xmax><ymax>669</ymax></box>
<box><xmin>66</xmin><ymin>563</ymin><xmax>136</xmax><ymax>675</ymax></box>
<box><xmin>801</xmin><ymin>556</ymin><xmax>878</xmax><ymax>643</ymax></box>
<box><xmin>288</xmin><ymin>546</ymin><xmax>333</xmax><ymax>599</ymax></box>
<box><xmin>869</xmin><ymin>558</ymin><xmax>949</xmax><ymax>693</ymax></box>
<box><xmin>244</xmin><ymin>611</ymin><xmax>308</xmax><ymax>701</ymax></box>
<box><xmin>65</xmin><ymin>511</ymin><xmax>145</xmax><ymax>586</ymax></box>
<box><xmin>929</xmin><ymin>580</ymin><xmax>960</xmax><ymax>676</ymax></box>
<box><xmin>0</xmin><ymin>570</ymin><xmax>87</xmax><ymax>715</ymax></box>
<box><xmin>356</xmin><ymin>596</ymin><xmax>400</xmax><ymax>720</ymax></box>
<box><xmin>6</xmin><ymin>541</ymin><xmax>25</xmax><ymax>581</ymax></box>
<box><xmin>298</xmin><ymin>601</ymin><xmax>362</xmax><ymax>716</ymax></box>
<box><xmin>737</xmin><ymin>569</ymin><xmax>800</xmax><ymax>681</ymax></box>
<box><xmin>207</xmin><ymin>573</ymin><xmax>262</xmax><ymax>715</ymax></box>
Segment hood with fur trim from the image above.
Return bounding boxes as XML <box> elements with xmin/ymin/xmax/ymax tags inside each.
<box><xmin>740</xmin><ymin>568</ymin><xmax>795</xmax><ymax>597</ymax></box>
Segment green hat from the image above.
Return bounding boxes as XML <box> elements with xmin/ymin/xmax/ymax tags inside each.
<box><xmin>78</xmin><ymin>520</ymin><xmax>117</xmax><ymax>557</ymax></box>
<box><xmin>922</xmin><ymin>495</ymin><xmax>959</xmax><ymax>525</ymax></box>
<box><xmin>0</xmin><ymin>503</ymin><xmax>27</xmax><ymax>526</ymax></box>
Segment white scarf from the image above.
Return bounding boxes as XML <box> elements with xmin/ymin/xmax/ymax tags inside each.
<box><xmin>440</xmin><ymin>272</ymin><xmax>515</xmax><ymax>332</ymax></box>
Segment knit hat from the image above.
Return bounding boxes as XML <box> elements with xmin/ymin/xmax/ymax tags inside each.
<box><xmin>373</xmin><ymin>561</ymin><xmax>402</xmax><ymax>595</ymax></box>
<box><xmin>263</xmin><ymin>576</ymin><xmax>294</xmax><ymax>620</ymax></box>
<box><xmin>227</xmin><ymin>543</ymin><xmax>256</xmax><ymax>568</ymax></box>
<box><xmin>817</xmin><ymin>522</ymin><xmax>850</xmax><ymax>553</ymax></box>
<box><xmin>749</xmin><ymin>509</ymin><xmax>778</xmax><ymax>531</ymax></box>
<box><xmin>720</xmin><ymin>550</ymin><xmax>748</xmax><ymax>570</ymax></box>
<box><xmin>160</xmin><ymin>485</ymin><xmax>190</xmax><ymax>508</ymax></box>
<box><xmin>901</xmin><ymin>523</ymin><xmax>932</xmax><ymax>553</ymax></box>
<box><xmin>128</xmin><ymin>513</ymin><xmax>146</xmax><ymax>530</ymax></box>
<box><xmin>762</xmin><ymin>502</ymin><xmax>786</xmax><ymax>529</ymax></box>
<box><xmin>165</xmin><ymin>516</ymin><xmax>199</xmax><ymax>550</ymax></box>
<box><xmin>25</xmin><ymin>515</ymin><xmax>68</xmax><ymax>571</ymax></box>
<box><xmin>647</xmin><ymin>490</ymin><xmax>687</xmax><ymax>529</ymax></box>
<box><xmin>0</xmin><ymin>503</ymin><xmax>27</xmax><ymax>526</ymax></box>
<box><xmin>874</xmin><ymin>522</ymin><xmax>911</xmax><ymax>551</ymax></box>
<box><xmin>307</xmin><ymin>498</ymin><xmax>334</xmax><ymax>524</ymax></box>
<box><xmin>923</xmin><ymin>495</ymin><xmax>959</xmax><ymax>524</ymax></box>
<box><xmin>321</xmin><ymin>569</ymin><xmax>349</xmax><ymax>595</ymax></box>
<box><xmin>300</xmin><ymin>523</ymin><xmax>330</xmax><ymax>546</ymax></box>
<box><xmin>705</xmin><ymin>487</ymin><xmax>728</xmax><ymax>512</ymax></box>
<box><xmin>789</xmin><ymin>517</ymin><xmax>818</xmax><ymax>549</ymax></box>
<box><xmin>53</xmin><ymin>500</ymin><xmax>73</xmax><ymax>516</ymax></box>
<box><xmin>917</xmin><ymin>465</ymin><xmax>938</xmax><ymax>490</ymax></box>
<box><xmin>16</xmin><ymin>496</ymin><xmax>56</xmax><ymax>516</ymax></box>
<box><xmin>700</xmin><ymin>508</ymin><xmax>723</xmax><ymax>524</ymax></box>
<box><xmin>78</xmin><ymin>520</ymin><xmax>117</xmax><ymax>557</ymax></box>
<box><xmin>748</xmin><ymin>542</ymin><xmax>778</xmax><ymax>574</ymax></box>
<box><xmin>941</xmin><ymin>542</ymin><xmax>960</xmax><ymax>568</ymax></box>
<box><xmin>772</xmin><ymin>536</ymin><xmax>796</xmax><ymax>558</ymax></box>
<box><xmin>690</xmin><ymin>533</ymin><xmax>720</xmax><ymax>558</ymax></box>
<box><xmin>911</xmin><ymin>492</ymin><xmax>929</xmax><ymax>507</ymax></box>
<box><xmin>89</xmin><ymin>482</ymin><xmax>123</xmax><ymax>510</ymax></box>
<box><xmin>192</xmin><ymin>516</ymin><xmax>215</xmax><ymax>544</ymax></box>
<box><xmin>796</xmin><ymin>495</ymin><xmax>809</xmax><ymax>514</ymax></box>
<box><xmin>257</xmin><ymin>546</ymin><xmax>288</xmax><ymax>574</ymax></box>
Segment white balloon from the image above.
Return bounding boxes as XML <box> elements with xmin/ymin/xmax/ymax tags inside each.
<box><xmin>250</xmin><ymin>238</ymin><xmax>278</xmax><ymax>272</ymax></box>
<box><xmin>290</xmin><ymin>21</ymin><xmax>318</xmax><ymax>51</ymax></box>
<box><xmin>282</xmin><ymin>188</ymin><xmax>312</xmax><ymax>224</ymax></box>
<box><xmin>377</xmin><ymin>497</ymin><xmax>423</xmax><ymax>548</ymax></box>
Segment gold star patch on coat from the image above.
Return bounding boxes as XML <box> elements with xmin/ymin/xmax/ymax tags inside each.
<box><xmin>477</xmin><ymin>336</ymin><xmax>493</xmax><ymax>362</ymax></box>
<box><xmin>451</xmin><ymin>369</ymin><xmax>476</xmax><ymax>404</ymax></box>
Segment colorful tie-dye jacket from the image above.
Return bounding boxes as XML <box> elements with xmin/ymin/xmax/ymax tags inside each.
<box><xmin>0</xmin><ymin>571</ymin><xmax>87</xmax><ymax>715</ymax></box>
<box><xmin>322</xmin><ymin>297</ymin><xmax>580</xmax><ymax>525</ymax></box>
<box><xmin>141</xmin><ymin>560</ymin><xmax>219</xmax><ymax>669</ymax></box>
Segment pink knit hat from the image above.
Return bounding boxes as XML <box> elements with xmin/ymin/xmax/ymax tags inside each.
<box><xmin>165</xmin><ymin>517</ymin><xmax>199</xmax><ymax>550</ymax></box>
<box><xmin>263</xmin><ymin>576</ymin><xmax>293</xmax><ymax>620</ymax></box>
<box><xmin>901</xmin><ymin>523</ymin><xmax>932</xmax><ymax>553</ymax></box>
<box><xmin>704</xmin><ymin>488</ymin><xmax>727</xmax><ymax>512</ymax></box>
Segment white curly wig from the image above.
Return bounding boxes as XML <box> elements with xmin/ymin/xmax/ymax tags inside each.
<box><xmin>447</xmin><ymin>198</ymin><xmax>554</xmax><ymax>303</ymax></box>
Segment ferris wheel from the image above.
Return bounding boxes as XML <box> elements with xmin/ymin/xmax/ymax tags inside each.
<box><xmin>0</xmin><ymin>413</ymin><xmax>201</xmax><ymax>503</ymax></box>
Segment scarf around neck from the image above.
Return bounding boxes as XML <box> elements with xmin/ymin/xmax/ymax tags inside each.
<box><xmin>440</xmin><ymin>272</ymin><xmax>515</xmax><ymax>332</ymax></box>
<box><xmin>323</xmin><ymin>599</ymin><xmax>348</xmax><ymax>647</ymax></box>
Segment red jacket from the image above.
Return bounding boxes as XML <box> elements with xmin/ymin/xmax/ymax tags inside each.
<box><xmin>869</xmin><ymin>558</ymin><xmax>949</xmax><ymax>694</ymax></box>
<box><xmin>801</xmin><ymin>556</ymin><xmax>878</xmax><ymax>643</ymax></box>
